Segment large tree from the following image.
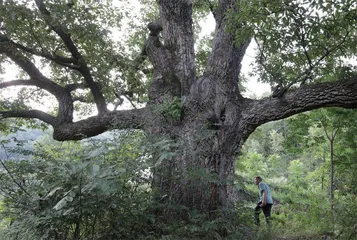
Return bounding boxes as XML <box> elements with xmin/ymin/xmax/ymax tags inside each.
<box><xmin>1</xmin><ymin>0</ymin><xmax>357</xmax><ymax>213</ymax></box>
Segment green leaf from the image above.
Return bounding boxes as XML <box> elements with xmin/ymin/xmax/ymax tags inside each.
<box><xmin>91</xmin><ymin>164</ymin><xmax>100</xmax><ymax>176</ymax></box>
<box><xmin>46</xmin><ymin>187</ymin><xmax>63</xmax><ymax>198</ymax></box>
<box><xmin>53</xmin><ymin>196</ymin><xmax>73</xmax><ymax>211</ymax></box>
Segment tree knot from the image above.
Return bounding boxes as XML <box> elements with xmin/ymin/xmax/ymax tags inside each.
<box><xmin>272</xmin><ymin>85</ymin><xmax>286</xmax><ymax>98</ymax></box>
<box><xmin>147</xmin><ymin>21</ymin><xmax>163</xmax><ymax>36</ymax></box>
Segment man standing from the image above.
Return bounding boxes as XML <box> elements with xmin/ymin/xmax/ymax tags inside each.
<box><xmin>254</xmin><ymin>176</ymin><xmax>273</xmax><ymax>227</ymax></box>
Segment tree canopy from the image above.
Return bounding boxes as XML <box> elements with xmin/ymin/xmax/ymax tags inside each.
<box><xmin>0</xmin><ymin>0</ymin><xmax>356</xmax><ymax>140</ymax></box>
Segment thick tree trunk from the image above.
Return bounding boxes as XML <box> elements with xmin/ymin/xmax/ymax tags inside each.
<box><xmin>153</xmin><ymin>134</ymin><xmax>240</xmax><ymax>214</ymax></box>
<box><xmin>151</xmin><ymin>85</ymin><xmax>250</xmax><ymax>214</ymax></box>
<box><xmin>3</xmin><ymin>0</ymin><xmax>357</xmax><ymax>219</ymax></box>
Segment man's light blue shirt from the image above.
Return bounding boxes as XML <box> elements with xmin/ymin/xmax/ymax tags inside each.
<box><xmin>258</xmin><ymin>182</ymin><xmax>273</xmax><ymax>204</ymax></box>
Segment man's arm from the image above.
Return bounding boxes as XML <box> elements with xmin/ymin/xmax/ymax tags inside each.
<box><xmin>262</xmin><ymin>190</ymin><xmax>267</xmax><ymax>206</ymax></box>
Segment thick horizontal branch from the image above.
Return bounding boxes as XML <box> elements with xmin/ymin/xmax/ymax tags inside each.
<box><xmin>0</xmin><ymin>79</ymin><xmax>74</xmax><ymax>124</ymax></box>
<box><xmin>0</xmin><ymin>110</ymin><xmax>59</xmax><ymax>126</ymax></box>
<box><xmin>243</xmin><ymin>79</ymin><xmax>357</xmax><ymax>129</ymax></box>
<box><xmin>0</xmin><ymin>79</ymin><xmax>37</xmax><ymax>89</ymax></box>
<box><xmin>52</xmin><ymin>107</ymin><xmax>153</xmax><ymax>141</ymax></box>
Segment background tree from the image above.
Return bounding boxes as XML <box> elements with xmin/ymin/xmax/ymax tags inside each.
<box><xmin>1</xmin><ymin>0</ymin><xmax>357</xmax><ymax>214</ymax></box>
<box><xmin>282</xmin><ymin>108</ymin><xmax>357</xmax><ymax>236</ymax></box>
<box><xmin>238</xmin><ymin>108</ymin><xmax>357</xmax><ymax>238</ymax></box>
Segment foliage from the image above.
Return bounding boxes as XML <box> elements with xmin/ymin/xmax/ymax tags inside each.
<box><xmin>1</xmin><ymin>108</ymin><xmax>357</xmax><ymax>239</ymax></box>
<box><xmin>0</xmin><ymin>129</ymin><xmax>258</xmax><ymax>239</ymax></box>
<box><xmin>156</xmin><ymin>96</ymin><xmax>182</xmax><ymax>123</ymax></box>
<box><xmin>0</xmin><ymin>130</ymin><xmax>154</xmax><ymax>240</ymax></box>
<box><xmin>237</xmin><ymin>107</ymin><xmax>357</xmax><ymax>239</ymax></box>
<box><xmin>229</xmin><ymin>0</ymin><xmax>357</xmax><ymax>87</ymax></box>
<box><xmin>0</xmin><ymin>0</ymin><xmax>219</xmax><ymax>111</ymax></box>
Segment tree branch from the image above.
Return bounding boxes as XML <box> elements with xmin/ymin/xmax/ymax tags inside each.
<box><xmin>206</xmin><ymin>0</ymin><xmax>250</xmax><ymax>92</ymax></box>
<box><xmin>34</xmin><ymin>0</ymin><xmax>80</xmax><ymax>59</ymax></box>
<box><xmin>243</xmin><ymin>79</ymin><xmax>357</xmax><ymax>130</ymax></box>
<box><xmin>34</xmin><ymin>0</ymin><xmax>107</xmax><ymax>114</ymax></box>
<box><xmin>254</xmin><ymin>35</ymin><xmax>283</xmax><ymax>84</ymax></box>
<box><xmin>158</xmin><ymin>0</ymin><xmax>196</xmax><ymax>96</ymax></box>
<box><xmin>0</xmin><ymin>79</ymin><xmax>39</xmax><ymax>89</ymax></box>
<box><xmin>144</xmin><ymin>22</ymin><xmax>172</xmax><ymax>75</ymax></box>
<box><xmin>9</xmin><ymin>39</ymin><xmax>80</xmax><ymax>70</ymax></box>
<box><xmin>144</xmin><ymin>22</ymin><xmax>181</xmax><ymax>101</ymax></box>
<box><xmin>72</xmin><ymin>96</ymin><xmax>90</xmax><ymax>103</ymax></box>
<box><xmin>1</xmin><ymin>37</ymin><xmax>45</xmax><ymax>81</ymax></box>
<box><xmin>205</xmin><ymin>0</ymin><xmax>216</xmax><ymax>19</ymax></box>
<box><xmin>0</xmin><ymin>110</ymin><xmax>59</xmax><ymax>126</ymax></box>
<box><xmin>0</xmin><ymin>40</ymin><xmax>74</xmax><ymax>123</ymax></box>
<box><xmin>0</xmin><ymin>149</ymin><xmax>31</xmax><ymax>197</ymax></box>
<box><xmin>52</xmin><ymin>108</ymin><xmax>153</xmax><ymax>141</ymax></box>
<box><xmin>272</xmin><ymin>28</ymin><xmax>351</xmax><ymax>97</ymax></box>
<box><xmin>299</xmin><ymin>13</ymin><xmax>313</xmax><ymax>78</ymax></box>
<box><xmin>0</xmin><ymin>41</ymin><xmax>70</xmax><ymax>96</ymax></box>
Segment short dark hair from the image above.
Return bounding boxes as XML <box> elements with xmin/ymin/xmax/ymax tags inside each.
<box><xmin>255</xmin><ymin>176</ymin><xmax>262</xmax><ymax>181</ymax></box>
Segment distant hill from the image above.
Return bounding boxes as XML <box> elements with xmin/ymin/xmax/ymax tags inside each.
<box><xmin>0</xmin><ymin>127</ymin><xmax>118</xmax><ymax>160</ymax></box>
<box><xmin>0</xmin><ymin>128</ymin><xmax>45</xmax><ymax>160</ymax></box>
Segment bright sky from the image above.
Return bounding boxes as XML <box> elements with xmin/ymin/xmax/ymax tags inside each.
<box><xmin>240</xmin><ymin>42</ymin><xmax>271</xmax><ymax>97</ymax></box>
<box><xmin>201</xmin><ymin>15</ymin><xmax>270</xmax><ymax>97</ymax></box>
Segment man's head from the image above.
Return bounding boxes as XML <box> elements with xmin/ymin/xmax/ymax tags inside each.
<box><xmin>254</xmin><ymin>176</ymin><xmax>262</xmax><ymax>185</ymax></box>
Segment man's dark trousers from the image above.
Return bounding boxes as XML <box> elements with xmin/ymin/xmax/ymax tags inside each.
<box><xmin>254</xmin><ymin>201</ymin><xmax>272</xmax><ymax>227</ymax></box>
